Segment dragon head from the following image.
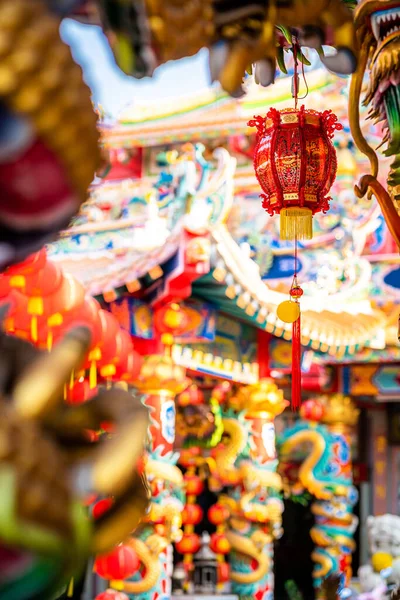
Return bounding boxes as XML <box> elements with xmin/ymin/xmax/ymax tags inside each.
<box><xmin>350</xmin><ymin>0</ymin><xmax>400</xmax><ymax>206</ymax></box>
<box><xmin>355</xmin><ymin>1</ymin><xmax>400</xmax><ymax>156</ymax></box>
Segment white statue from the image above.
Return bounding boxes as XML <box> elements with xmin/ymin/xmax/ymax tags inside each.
<box><xmin>358</xmin><ymin>514</ymin><xmax>400</xmax><ymax>593</ymax></box>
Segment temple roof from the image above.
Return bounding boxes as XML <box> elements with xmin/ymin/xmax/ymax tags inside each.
<box><xmin>100</xmin><ymin>69</ymin><xmax>381</xmax><ymax>148</ymax></box>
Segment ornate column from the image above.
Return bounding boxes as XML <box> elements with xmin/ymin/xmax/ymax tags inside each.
<box><xmin>110</xmin><ymin>353</ymin><xmax>189</xmax><ymax>600</ymax></box>
<box><xmin>211</xmin><ymin>379</ymin><xmax>287</xmax><ymax>600</ymax></box>
<box><xmin>311</xmin><ymin>394</ymin><xmax>359</xmax><ymax>597</ymax></box>
<box><xmin>279</xmin><ymin>394</ymin><xmax>359</xmax><ymax>597</ymax></box>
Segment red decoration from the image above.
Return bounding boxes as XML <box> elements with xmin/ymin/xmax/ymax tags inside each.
<box><xmin>66</xmin><ymin>379</ymin><xmax>98</xmax><ymax>405</ymax></box>
<box><xmin>93</xmin><ymin>498</ymin><xmax>114</xmax><ymax>519</ymax></box>
<box><xmin>94</xmin><ymin>545</ymin><xmax>140</xmax><ymax>580</ymax></box>
<box><xmin>178</xmin><ymin>384</ymin><xmax>204</xmax><ymax>407</ymax></box>
<box><xmin>95</xmin><ymin>591</ymin><xmax>129</xmax><ymax>600</ymax></box>
<box><xmin>184</xmin><ymin>474</ymin><xmax>204</xmax><ymax>496</ymax></box>
<box><xmin>182</xmin><ymin>504</ymin><xmax>203</xmax><ymax>526</ymax></box>
<box><xmin>153</xmin><ymin>302</ymin><xmax>190</xmax><ymax>345</ymax></box>
<box><xmin>209</xmin><ymin>533</ymin><xmax>231</xmax><ymax>555</ymax></box>
<box><xmin>249</xmin><ymin>106</ymin><xmax>342</xmax><ymax>240</ymax></box>
<box><xmin>300</xmin><ymin>399</ymin><xmax>325</xmax><ymax>422</ymax></box>
<box><xmin>175</xmin><ymin>533</ymin><xmax>201</xmax><ymax>555</ymax></box>
<box><xmin>218</xmin><ymin>561</ymin><xmax>230</xmax><ymax>583</ymax></box>
<box><xmin>208</xmin><ymin>504</ymin><xmax>230</xmax><ymax>525</ymax></box>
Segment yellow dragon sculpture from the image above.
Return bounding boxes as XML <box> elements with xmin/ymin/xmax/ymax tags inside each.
<box><xmin>209</xmin><ymin>380</ymin><xmax>287</xmax><ymax>597</ymax></box>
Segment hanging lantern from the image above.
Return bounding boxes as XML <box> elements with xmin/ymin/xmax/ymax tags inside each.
<box><xmin>175</xmin><ymin>533</ymin><xmax>201</xmax><ymax>555</ymax></box>
<box><xmin>182</xmin><ymin>504</ymin><xmax>203</xmax><ymax>526</ymax></box>
<box><xmin>208</xmin><ymin>504</ymin><xmax>230</xmax><ymax>526</ymax></box>
<box><xmin>154</xmin><ymin>302</ymin><xmax>190</xmax><ymax>346</ymax></box>
<box><xmin>248</xmin><ymin>106</ymin><xmax>342</xmax><ymax>240</ymax></box>
<box><xmin>94</xmin><ymin>544</ymin><xmax>140</xmax><ymax>580</ymax></box>
<box><xmin>65</xmin><ymin>379</ymin><xmax>98</xmax><ymax>405</ymax></box>
<box><xmin>209</xmin><ymin>533</ymin><xmax>231</xmax><ymax>555</ymax></box>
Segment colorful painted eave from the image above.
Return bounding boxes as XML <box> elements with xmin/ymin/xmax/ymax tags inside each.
<box><xmin>99</xmin><ymin>69</ymin><xmax>345</xmax><ymax>148</ymax></box>
<box><xmin>195</xmin><ymin>225</ymin><xmax>387</xmax><ymax>358</ymax></box>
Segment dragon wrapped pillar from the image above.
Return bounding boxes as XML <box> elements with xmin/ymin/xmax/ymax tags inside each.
<box><xmin>210</xmin><ymin>379</ymin><xmax>287</xmax><ymax>600</ymax></box>
<box><xmin>111</xmin><ymin>354</ymin><xmax>190</xmax><ymax>600</ymax></box>
<box><xmin>279</xmin><ymin>395</ymin><xmax>359</xmax><ymax>596</ymax></box>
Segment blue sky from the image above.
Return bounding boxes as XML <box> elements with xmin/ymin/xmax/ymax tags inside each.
<box><xmin>61</xmin><ymin>19</ymin><xmax>210</xmax><ymax>117</ymax></box>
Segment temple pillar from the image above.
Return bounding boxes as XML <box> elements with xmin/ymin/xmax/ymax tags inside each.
<box><xmin>212</xmin><ymin>379</ymin><xmax>287</xmax><ymax>600</ymax></box>
<box><xmin>110</xmin><ymin>354</ymin><xmax>190</xmax><ymax>600</ymax></box>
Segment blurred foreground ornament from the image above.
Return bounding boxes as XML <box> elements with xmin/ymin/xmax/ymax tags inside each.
<box><xmin>0</xmin><ymin>0</ymin><xmax>99</xmax><ymax>269</ymax></box>
<box><xmin>0</xmin><ymin>313</ymin><xmax>149</xmax><ymax>600</ymax></box>
<box><xmin>249</xmin><ymin>105</ymin><xmax>342</xmax><ymax>240</ymax></box>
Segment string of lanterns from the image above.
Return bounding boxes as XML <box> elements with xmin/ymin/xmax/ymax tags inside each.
<box><xmin>0</xmin><ymin>249</ymin><xmax>143</xmax><ymax>395</ymax></box>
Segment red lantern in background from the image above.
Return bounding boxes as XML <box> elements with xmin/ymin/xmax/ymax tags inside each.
<box><xmin>95</xmin><ymin>590</ymin><xmax>129</xmax><ymax>600</ymax></box>
<box><xmin>209</xmin><ymin>532</ymin><xmax>231</xmax><ymax>555</ymax></box>
<box><xmin>300</xmin><ymin>398</ymin><xmax>325</xmax><ymax>422</ymax></box>
<box><xmin>65</xmin><ymin>379</ymin><xmax>98</xmax><ymax>405</ymax></box>
<box><xmin>175</xmin><ymin>533</ymin><xmax>201</xmax><ymax>555</ymax></box>
<box><xmin>249</xmin><ymin>106</ymin><xmax>342</xmax><ymax>240</ymax></box>
<box><xmin>208</xmin><ymin>504</ymin><xmax>230</xmax><ymax>526</ymax></box>
<box><xmin>218</xmin><ymin>561</ymin><xmax>230</xmax><ymax>583</ymax></box>
<box><xmin>153</xmin><ymin>302</ymin><xmax>190</xmax><ymax>346</ymax></box>
<box><xmin>184</xmin><ymin>474</ymin><xmax>204</xmax><ymax>496</ymax></box>
<box><xmin>94</xmin><ymin>545</ymin><xmax>140</xmax><ymax>580</ymax></box>
<box><xmin>93</xmin><ymin>498</ymin><xmax>114</xmax><ymax>519</ymax></box>
<box><xmin>178</xmin><ymin>384</ymin><xmax>204</xmax><ymax>407</ymax></box>
<box><xmin>182</xmin><ymin>504</ymin><xmax>203</xmax><ymax>526</ymax></box>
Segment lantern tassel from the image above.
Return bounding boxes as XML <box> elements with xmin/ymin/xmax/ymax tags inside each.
<box><xmin>31</xmin><ymin>316</ymin><xmax>38</xmax><ymax>343</ymax></box>
<box><xmin>292</xmin><ymin>314</ymin><xmax>301</xmax><ymax>410</ymax></box>
<box><xmin>89</xmin><ymin>360</ymin><xmax>97</xmax><ymax>389</ymax></box>
<box><xmin>280</xmin><ymin>207</ymin><xmax>313</xmax><ymax>241</ymax></box>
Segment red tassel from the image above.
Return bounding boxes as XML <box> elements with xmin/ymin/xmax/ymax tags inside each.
<box><xmin>292</xmin><ymin>314</ymin><xmax>301</xmax><ymax>410</ymax></box>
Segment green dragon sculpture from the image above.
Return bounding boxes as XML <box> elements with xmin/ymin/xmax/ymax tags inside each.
<box><xmin>349</xmin><ymin>0</ymin><xmax>400</xmax><ymax>247</ymax></box>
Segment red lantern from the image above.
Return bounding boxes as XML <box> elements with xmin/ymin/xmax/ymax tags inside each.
<box><xmin>93</xmin><ymin>498</ymin><xmax>114</xmax><ymax>519</ymax></box>
<box><xmin>218</xmin><ymin>561</ymin><xmax>230</xmax><ymax>583</ymax></box>
<box><xmin>208</xmin><ymin>504</ymin><xmax>230</xmax><ymax>526</ymax></box>
<box><xmin>5</xmin><ymin>248</ymin><xmax>47</xmax><ymax>277</ymax></box>
<box><xmin>182</xmin><ymin>504</ymin><xmax>203</xmax><ymax>526</ymax></box>
<box><xmin>249</xmin><ymin>106</ymin><xmax>342</xmax><ymax>240</ymax></box>
<box><xmin>66</xmin><ymin>379</ymin><xmax>98</xmax><ymax>405</ymax></box>
<box><xmin>175</xmin><ymin>533</ymin><xmax>201</xmax><ymax>555</ymax></box>
<box><xmin>95</xmin><ymin>590</ymin><xmax>129</xmax><ymax>600</ymax></box>
<box><xmin>184</xmin><ymin>474</ymin><xmax>204</xmax><ymax>496</ymax></box>
<box><xmin>153</xmin><ymin>302</ymin><xmax>190</xmax><ymax>345</ymax></box>
<box><xmin>209</xmin><ymin>533</ymin><xmax>231</xmax><ymax>555</ymax></box>
<box><xmin>94</xmin><ymin>544</ymin><xmax>140</xmax><ymax>580</ymax></box>
<box><xmin>300</xmin><ymin>399</ymin><xmax>325</xmax><ymax>422</ymax></box>
<box><xmin>178</xmin><ymin>384</ymin><xmax>204</xmax><ymax>407</ymax></box>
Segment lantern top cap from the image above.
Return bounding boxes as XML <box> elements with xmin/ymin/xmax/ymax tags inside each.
<box><xmin>248</xmin><ymin>105</ymin><xmax>342</xmax><ymax>139</ymax></box>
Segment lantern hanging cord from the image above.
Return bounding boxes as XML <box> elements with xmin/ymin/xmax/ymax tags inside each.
<box><xmin>292</xmin><ymin>37</ymin><xmax>309</xmax><ymax>108</ymax></box>
<box><xmin>291</xmin><ymin>233</ymin><xmax>299</xmax><ymax>291</ymax></box>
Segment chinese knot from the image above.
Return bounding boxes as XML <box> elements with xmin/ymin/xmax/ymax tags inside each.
<box><xmin>248</xmin><ymin>106</ymin><xmax>342</xmax><ymax>240</ymax></box>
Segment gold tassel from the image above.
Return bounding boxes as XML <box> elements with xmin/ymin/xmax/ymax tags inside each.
<box><xmin>280</xmin><ymin>207</ymin><xmax>313</xmax><ymax>241</ymax></box>
<box><xmin>89</xmin><ymin>360</ymin><xmax>97</xmax><ymax>389</ymax></box>
<box><xmin>47</xmin><ymin>331</ymin><xmax>53</xmax><ymax>352</ymax></box>
<box><xmin>69</xmin><ymin>369</ymin><xmax>75</xmax><ymax>390</ymax></box>
<box><xmin>31</xmin><ymin>316</ymin><xmax>38</xmax><ymax>342</ymax></box>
